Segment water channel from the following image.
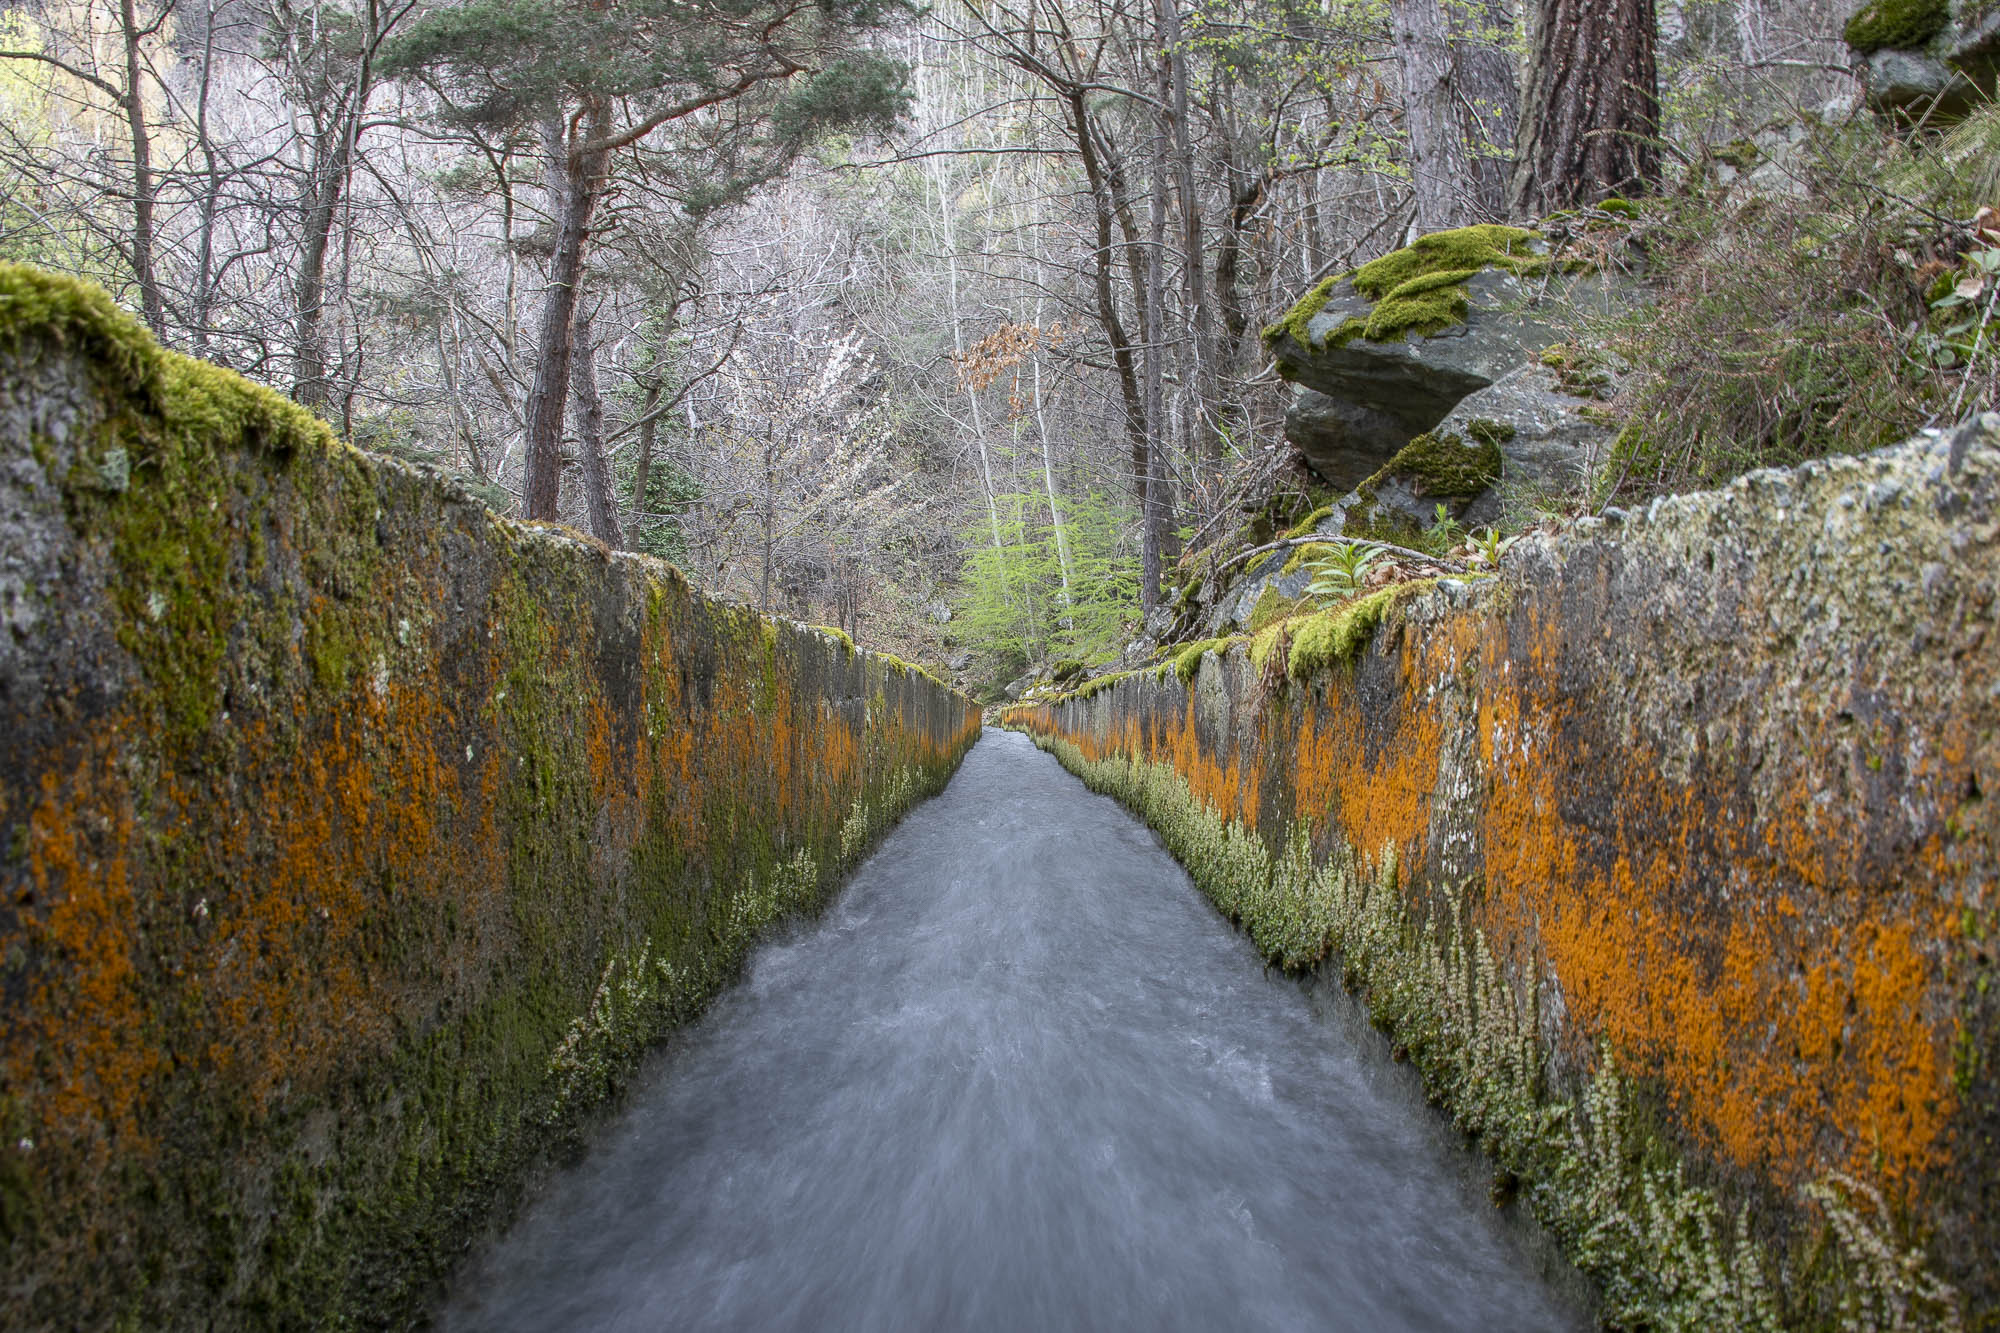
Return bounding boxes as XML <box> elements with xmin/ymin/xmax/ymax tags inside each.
<box><xmin>440</xmin><ymin>729</ymin><xmax>1580</xmax><ymax>1331</ymax></box>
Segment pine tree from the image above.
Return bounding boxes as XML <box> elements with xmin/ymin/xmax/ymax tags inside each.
<box><xmin>382</xmin><ymin>0</ymin><xmax>912</xmax><ymax>520</ymax></box>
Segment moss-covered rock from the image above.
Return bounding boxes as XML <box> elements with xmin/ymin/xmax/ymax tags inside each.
<box><xmin>1844</xmin><ymin>0</ymin><xmax>1950</xmax><ymax>53</ymax></box>
<box><xmin>1339</xmin><ymin>428</ymin><xmax>1505</xmax><ymax>545</ymax></box>
<box><xmin>1263</xmin><ymin>227</ymin><xmax>1577</xmax><ymax>490</ymax></box>
<box><xmin>1263</xmin><ymin>226</ymin><xmax>1546</xmax><ymax>354</ymax></box>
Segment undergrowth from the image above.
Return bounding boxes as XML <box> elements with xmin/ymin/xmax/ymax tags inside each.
<box><xmin>1587</xmin><ymin>106</ymin><xmax>2000</xmax><ymax>505</ymax></box>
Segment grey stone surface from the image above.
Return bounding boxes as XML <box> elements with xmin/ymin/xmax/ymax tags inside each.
<box><xmin>1282</xmin><ymin>389</ymin><xmax>1414</xmax><ymax>490</ymax></box>
<box><xmin>1855</xmin><ymin>2</ymin><xmax>2000</xmax><ymax>115</ymax></box>
<box><xmin>1864</xmin><ymin>45</ymin><xmax>1976</xmax><ymax>111</ymax></box>
<box><xmin>1436</xmin><ymin>364</ymin><xmax>1612</xmax><ymax>528</ymax></box>
<box><xmin>1270</xmin><ymin>268</ymin><xmax>1557</xmax><ymax>487</ymax></box>
<box><xmin>1205</xmin><ymin>562</ymin><xmax>1317</xmax><ymax>637</ymax></box>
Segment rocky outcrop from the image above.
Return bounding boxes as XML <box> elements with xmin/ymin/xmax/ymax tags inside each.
<box><xmin>1442</xmin><ymin>361</ymin><xmax>1609</xmax><ymax>527</ymax></box>
<box><xmin>0</xmin><ymin>264</ymin><xmax>980</xmax><ymax>1330</ymax></box>
<box><xmin>1269</xmin><ymin>260</ymin><xmax>1557</xmax><ymax>486</ymax></box>
<box><xmin>1264</xmin><ymin>226</ymin><xmax>1629</xmax><ymax>514</ymax></box>
<box><xmin>1007</xmin><ymin>419</ymin><xmax>2000</xmax><ymax>1326</ymax></box>
<box><xmin>1847</xmin><ymin>0</ymin><xmax>2000</xmax><ymax>116</ymax></box>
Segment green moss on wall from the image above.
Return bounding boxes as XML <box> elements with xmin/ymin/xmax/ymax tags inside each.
<box><xmin>0</xmin><ymin>263</ymin><xmax>982</xmax><ymax>1331</ymax></box>
<box><xmin>1286</xmin><ymin>581</ymin><xmax>1435</xmax><ymax>681</ymax></box>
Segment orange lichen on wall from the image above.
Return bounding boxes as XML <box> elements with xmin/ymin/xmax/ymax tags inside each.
<box><xmin>19</xmin><ymin>756</ymin><xmax>155</xmax><ymax>1159</ymax></box>
<box><xmin>1476</xmin><ymin>604</ymin><xmax>1955</xmax><ymax>1196</ymax></box>
<box><xmin>1293</xmin><ymin>650</ymin><xmax>1447</xmax><ymax>871</ymax></box>
<box><xmin>1007</xmin><ymin>590</ymin><xmax>1960</xmax><ymax>1219</ymax></box>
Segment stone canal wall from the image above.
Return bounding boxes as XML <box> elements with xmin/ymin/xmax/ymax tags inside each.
<box><xmin>1007</xmin><ymin>421</ymin><xmax>2000</xmax><ymax>1327</ymax></box>
<box><xmin>0</xmin><ymin>264</ymin><xmax>980</xmax><ymax>1328</ymax></box>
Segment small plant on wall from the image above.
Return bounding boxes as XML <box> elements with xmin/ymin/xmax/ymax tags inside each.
<box><xmin>1305</xmin><ymin>541</ymin><xmax>1389</xmax><ymax>601</ymax></box>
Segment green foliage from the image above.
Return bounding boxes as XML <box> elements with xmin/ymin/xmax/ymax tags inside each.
<box><xmin>1468</xmin><ymin>527</ymin><xmax>1518</xmax><ymax>569</ymax></box>
<box><xmin>954</xmin><ymin>490</ymin><xmax>1139</xmax><ymax>670</ymax></box>
<box><xmin>1303</xmin><ymin>541</ymin><xmax>1388</xmax><ymax>600</ymax></box>
<box><xmin>1424</xmin><ymin>503</ymin><xmax>1464</xmax><ymax>551</ymax></box>
<box><xmin>1843</xmin><ymin>0</ymin><xmax>1950</xmax><ymax>53</ymax></box>
<box><xmin>628</xmin><ymin>459</ymin><xmax>703</xmax><ymax>568</ymax></box>
<box><xmin>381</xmin><ymin>0</ymin><xmax>913</xmax><ymax>215</ymax></box>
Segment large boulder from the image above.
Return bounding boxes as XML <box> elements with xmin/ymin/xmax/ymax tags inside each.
<box><xmin>1846</xmin><ymin>0</ymin><xmax>2000</xmax><ymax>117</ymax></box>
<box><xmin>1446</xmin><ymin>362</ymin><xmax>1614</xmax><ymax>528</ymax></box>
<box><xmin>1264</xmin><ymin>226</ymin><xmax>1581</xmax><ymax>486</ymax></box>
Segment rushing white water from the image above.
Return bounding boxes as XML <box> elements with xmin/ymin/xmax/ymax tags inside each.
<box><xmin>440</xmin><ymin>729</ymin><xmax>1579</xmax><ymax>1332</ymax></box>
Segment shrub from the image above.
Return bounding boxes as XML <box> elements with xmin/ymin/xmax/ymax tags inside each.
<box><xmin>1584</xmin><ymin>110</ymin><xmax>2000</xmax><ymax>506</ymax></box>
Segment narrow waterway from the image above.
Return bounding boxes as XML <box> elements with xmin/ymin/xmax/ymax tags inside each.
<box><xmin>440</xmin><ymin>729</ymin><xmax>1578</xmax><ymax>1332</ymax></box>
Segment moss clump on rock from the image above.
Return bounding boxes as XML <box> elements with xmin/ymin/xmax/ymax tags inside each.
<box><xmin>1844</xmin><ymin>0</ymin><xmax>1949</xmax><ymax>53</ymax></box>
<box><xmin>1340</xmin><ymin>427</ymin><xmax>1506</xmax><ymax>545</ymax></box>
<box><xmin>1281</xmin><ymin>542</ymin><xmax>1336</xmax><ymax>575</ymax></box>
<box><xmin>1280</xmin><ymin>504</ymin><xmax>1337</xmax><ymax>541</ymax></box>
<box><xmin>1386</xmin><ymin>427</ymin><xmax>1508</xmax><ymax>499</ymax></box>
<box><xmin>1262</xmin><ymin>225</ymin><xmax>1547</xmax><ymax>352</ymax></box>
<box><xmin>1261</xmin><ymin>273</ymin><xmax>1340</xmax><ymax>349</ymax></box>
<box><xmin>1246</xmin><ymin>586</ymin><xmax>1302</xmax><ymax>634</ymax></box>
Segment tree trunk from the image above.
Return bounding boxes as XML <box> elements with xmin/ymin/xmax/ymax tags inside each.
<box><xmin>1511</xmin><ymin>0</ymin><xmax>1660</xmax><ymax>217</ymax></box>
<box><xmin>521</xmin><ymin>105</ymin><xmax>609</xmax><ymax>520</ymax></box>
<box><xmin>570</xmin><ymin>307</ymin><xmax>624</xmax><ymax>548</ymax></box>
<box><xmin>628</xmin><ymin>378</ymin><xmax>663</xmax><ymax>539</ymax></box>
<box><xmin>1140</xmin><ymin>24</ymin><xmax>1173</xmax><ymax>618</ymax></box>
<box><xmin>1066</xmin><ymin>91</ymin><xmax>1153</xmax><ymax>589</ymax></box>
<box><xmin>290</xmin><ymin>0</ymin><xmax>382</xmax><ymax>410</ymax></box>
<box><xmin>1392</xmin><ymin>0</ymin><xmax>1476</xmax><ymax>234</ymax></box>
<box><xmin>118</xmin><ymin>0</ymin><xmax>164</xmax><ymax>335</ymax></box>
<box><xmin>1451</xmin><ymin>0</ymin><xmax>1520</xmax><ymax>221</ymax></box>
<box><xmin>1163</xmin><ymin>0</ymin><xmax>1218</xmax><ymax>469</ymax></box>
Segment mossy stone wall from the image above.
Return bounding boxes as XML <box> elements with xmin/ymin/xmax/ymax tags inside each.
<box><xmin>1006</xmin><ymin>426</ymin><xmax>2000</xmax><ymax>1326</ymax></box>
<box><xmin>0</xmin><ymin>265</ymin><xmax>980</xmax><ymax>1329</ymax></box>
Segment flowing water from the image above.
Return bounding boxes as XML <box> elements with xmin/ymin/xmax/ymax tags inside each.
<box><xmin>440</xmin><ymin>729</ymin><xmax>1580</xmax><ymax>1332</ymax></box>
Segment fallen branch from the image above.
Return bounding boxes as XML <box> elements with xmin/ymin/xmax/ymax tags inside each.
<box><xmin>1210</xmin><ymin>533</ymin><xmax>1465</xmax><ymax>582</ymax></box>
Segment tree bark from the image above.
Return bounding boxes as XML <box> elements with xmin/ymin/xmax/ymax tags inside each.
<box><xmin>1392</xmin><ymin>0</ymin><xmax>1476</xmax><ymax>234</ymax></box>
<box><xmin>1141</xmin><ymin>41</ymin><xmax>1171</xmax><ymax>617</ymax></box>
<box><xmin>1066</xmin><ymin>91</ymin><xmax>1152</xmax><ymax>573</ymax></box>
<box><xmin>522</xmin><ymin>104</ymin><xmax>610</xmax><ymax>521</ymax></box>
<box><xmin>570</xmin><ymin>306</ymin><xmax>624</xmax><ymax>548</ymax></box>
<box><xmin>1162</xmin><ymin>0</ymin><xmax>1218</xmax><ymax>468</ymax></box>
<box><xmin>628</xmin><ymin>378</ymin><xmax>663</xmax><ymax>539</ymax></box>
<box><xmin>1450</xmin><ymin>0</ymin><xmax>1520</xmax><ymax>221</ymax></box>
<box><xmin>1511</xmin><ymin>0</ymin><xmax>1660</xmax><ymax>217</ymax></box>
<box><xmin>289</xmin><ymin>0</ymin><xmax>385</xmax><ymax>409</ymax></box>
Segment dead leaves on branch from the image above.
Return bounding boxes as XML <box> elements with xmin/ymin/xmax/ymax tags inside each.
<box><xmin>952</xmin><ymin>319</ymin><xmax>1067</xmax><ymax>418</ymax></box>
